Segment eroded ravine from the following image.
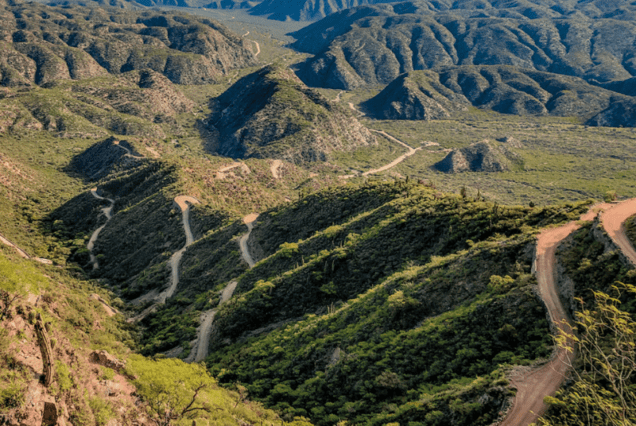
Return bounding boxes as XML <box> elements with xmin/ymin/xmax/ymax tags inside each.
<box><xmin>88</xmin><ymin>188</ymin><xmax>115</xmax><ymax>270</ymax></box>
<box><xmin>500</xmin><ymin>204</ymin><xmax>611</xmax><ymax>425</ymax></box>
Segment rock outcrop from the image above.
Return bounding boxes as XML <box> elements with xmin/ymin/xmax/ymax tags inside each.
<box><xmin>208</xmin><ymin>64</ymin><xmax>377</xmax><ymax>163</ymax></box>
<box><xmin>435</xmin><ymin>140</ymin><xmax>520</xmax><ymax>173</ymax></box>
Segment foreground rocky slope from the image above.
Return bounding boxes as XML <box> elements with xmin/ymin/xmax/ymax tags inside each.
<box><xmin>293</xmin><ymin>1</ymin><xmax>636</xmax><ymax>89</ymax></box>
<box><xmin>0</xmin><ymin>0</ymin><xmax>256</xmax><ymax>86</ymax></box>
<box><xmin>362</xmin><ymin>67</ymin><xmax>636</xmax><ymax>125</ymax></box>
<box><xmin>207</xmin><ymin>64</ymin><xmax>376</xmax><ymax>163</ymax></box>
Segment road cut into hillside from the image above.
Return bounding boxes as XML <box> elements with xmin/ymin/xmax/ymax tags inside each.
<box><xmin>157</xmin><ymin>196</ymin><xmax>200</xmax><ymax>303</ymax></box>
<box><xmin>186</xmin><ymin>280</ymin><xmax>239</xmax><ymax>363</ymax></box>
<box><xmin>270</xmin><ymin>159</ymin><xmax>282</xmax><ymax>179</ymax></box>
<box><xmin>239</xmin><ymin>213</ymin><xmax>259</xmax><ymax>267</ymax></box>
<box><xmin>600</xmin><ymin>198</ymin><xmax>636</xmax><ymax>265</ymax></box>
<box><xmin>88</xmin><ymin>188</ymin><xmax>115</xmax><ymax>270</ymax></box>
<box><xmin>500</xmin><ymin>203</ymin><xmax>612</xmax><ymax>425</ymax></box>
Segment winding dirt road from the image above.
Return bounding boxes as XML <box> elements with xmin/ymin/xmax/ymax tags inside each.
<box><xmin>157</xmin><ymin>196</ymin><xmax>200</xmax><ymax>303</ymax></box>
<box><xmin>340</xmin><ymin>130</ymin><xmax>424</xmax><ymax>179</ymax></box>
<box><xmin>239</xmin><ymin>213</ymin><xmax>259</xmax><ymax>267</ymax></box>
<box><xmin>270</xmin><ymin>159</ymin><xmax>282</xmax><ymax>179</ymax></box>
<box><xmin>113</xmin><ymin>140</ymin><xmax>143</xmax><ymax>159</ymax></box>
<box><xmin>501</xmin><ymin>203</ymin><xmax>612</xmax><ymax>425</ymax></box>
<box><xmin>216</xmin><ymin>162</ymin><xmax>251</xmax><ymax>179</ymax></box>
<box><xmin>187</xmin><ymin>280</ymin><xmax>238</xmax><ymax>363</ymax></box>
<box><xmin>88</xmin><ymin>188</ymin><xmax>115</xmax><ymax>270</ymax></box>
<box><xmin>186</xmin><ymin>213</ymin><xmax>260</xmax><ymax>362</ymax></box>
<box><xmin>600</xmin><ymin>198</ymin><xmax>636</xmax><ymax>265</ymax></box>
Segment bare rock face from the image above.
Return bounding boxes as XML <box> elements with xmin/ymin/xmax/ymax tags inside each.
<box><xmin>90</xmin><ymin>350</ymin><xmax>126</xmax><ymax>372</ymax></box>
<box><xmin>209</xmin><ymin>64</ymin><xmax>377</xmax><ymax>164</ymax></box>
<box><xmin>435</xmin><ymin>140</ymin><xmax>521</xmax><ymax>173</ymax></box>
<box><xmin>41</xmin><ymin>401</ymin><xmax>59</xmax><ymax>426</ymax></box>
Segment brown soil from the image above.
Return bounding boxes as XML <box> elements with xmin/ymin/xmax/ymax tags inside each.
<box><xmin>500</xmin><ymin>203</ymin><xmax>612</xmax><ymax>425</ymax></box>
<box><xmin>600</xmin><ymin>198</ymin><xmax>636</xmax><ymax>265</ymax></box>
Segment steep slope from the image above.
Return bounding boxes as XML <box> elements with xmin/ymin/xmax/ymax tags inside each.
<box><xmin>435</xmin><ymin>140</ymin><xmax>521</xmax><ymax>173</ymax></box>
<box><xmin>0</xmin><ymin>2</ymin><xmax>256</xmax><ymax>87</ymax></box>
<box><xmin>193</xmin><ymin>181</ymin><xmax>596</xmax><ymax>425</ymax></box>
<box><xmin>0</xmin><ymin>246</ymin><xmax>309</xmax><ymax>426</ymax></box>
<box><xmin>207</xmin><ymin>64</ymin><xmax>377</xmax><ymax>163</ymax></box>
<box><xmin>293</xmin><ymin>2</ymin><xmax>636</xmax><ymax>89</ymax></box>
<box><xmin>363</xmin><ymin>67</ymin><xmax>636</xmax><ymax>122</ymax></box>
<box><xmin>361</xmin><ymin>70</ymin><xmax>470</xmax><ymax>120</ymax></box>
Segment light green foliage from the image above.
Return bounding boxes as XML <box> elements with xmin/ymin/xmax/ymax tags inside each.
<box><xmin>0</xmin><ymin>371</ymin><xmax>27</xmax><ymax>409</ymax></box>
<box><xmin>89</xmin><ymin>397</ymin><xmax>115</xmax><ymax>426</ymax></box>
<box><xmin>487</xmin><ymin>275</ymin><xmax>515</xmax><ymax>294</ymax></box>
<box><xmin>0</xmin><ymin>255</ymin><xmax>46</xmax><ymax>319</ymax></box>
<box><xmin>99</xmin><ymin>367</ymin><xmax>115</xmax><ymax>381</ymax></box>
<box><xmin>541</xmin><ymin>284</ymin><xmax>636</xmax><ymax>425</ymax></box>
<box><xmin>279</xmin><ymin>242</ymin><xmax>300</xmax><ymax>258</ymax></box>
<box><xmin>53</xmin><ymin>361</ymin><xmax>74</xmax><ymax>395</ymax></box>
<box><xmin>127</xmin><ymin>355</ymin><xmax>286</xmax><ymax>425</ymax></box>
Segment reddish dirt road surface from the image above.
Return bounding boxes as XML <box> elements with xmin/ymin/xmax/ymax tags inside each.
<box><xmin>600</xmin><ymin>198</ymin><xmax>636</xmax><ymax>265</ymax></box>
<box><xmin>500</xmin><ymin>204</ymin><xmax>611</xmax><ymax>425</ymax></box>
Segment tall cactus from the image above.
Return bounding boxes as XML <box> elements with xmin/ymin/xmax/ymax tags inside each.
<box><xmin>34</xmin><ymin>313</ymin><xmax>54</xmax><ymax>387</ymax></box>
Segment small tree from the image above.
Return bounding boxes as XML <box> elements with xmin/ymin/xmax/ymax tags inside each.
<box><xmin>0</xmin><ymin>257</ymin><xmax>44</xmax><ymax>320</ymax></box>
<box><xmin>604</xmin><ymin>191</ymin><xmax>618</xmax><ymax>203</ymax></box>
<box><xmin>541</xmin><ymin>283</ymin><xmax>636</xmax><ymax>425</ymax></box>
<box><xmin>127</xmin><ymin>356</ymin><xmax>217</xmax><ymax>425</ymax></box>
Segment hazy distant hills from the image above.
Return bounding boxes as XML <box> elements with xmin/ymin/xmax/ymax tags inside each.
<box><xmin>362</xmin><ymin>66</ymin><xmax>636</xmax><ymax>126</ymax></box>
<box><xmin>0</xmin><ymin>1</ymin><xmax>256</xmax><ymax>86</ymax></box>
<box><xmin>65</xmin><ymin>0</ymin><xmax>636</xmax><ymax>22</ymax></box>
<box><xmin>293</xmin><ymin>1</ymin><xmax>636</xmax><ymax>89</ymax></box>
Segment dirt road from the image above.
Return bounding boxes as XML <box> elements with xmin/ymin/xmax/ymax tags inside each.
<box><xmin>340</xmin><ymin>130</ymin><xmax>424</xmax><ymax>179</ymax></box>
<box><xmin>239</xmin><ymin>213</ymin><xmax>259</xmax><ymax>267</ymax></box>
<box><xmin>600</xmin><ymin>198</ymin><xmax>636</xmax><ymax>265</ymax></box>
<box><xmin>270</xmin><ymin>159</ymin><xmax>282</xmax><ymax>179</ymax></box>
<box><xmin>88</xmin><ymin>188</ymin><xmax>115</xmax><ymax>270</ymax></box>
<box><xmin>188</xmin><ymin>280</ymin><xmax>238</xmax><ymax>362</ymax></box>
<box><xmin>157</xmin><ymin>196</ymin><xmax>200</xmax><ymax>303</ymax></box>
<box><xmin>500</xmin><ymin>204</ymin><xmax>611</xmax><ymax>425</ymax></box>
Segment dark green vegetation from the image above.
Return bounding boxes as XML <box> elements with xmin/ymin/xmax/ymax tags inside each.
<box><xmin>208</xmin><ymin>63</ymin><xmax>377</xmax><ymax>163</ymax></box>
<box><xmin>198</xmin><ymin>180</ymin><xmax>594</xmax><ymax>425</ymax></box>
<box><xmin>292</xmin><ymin>1</ymin><xmax>636</xmax><ymax>94</ymax></box>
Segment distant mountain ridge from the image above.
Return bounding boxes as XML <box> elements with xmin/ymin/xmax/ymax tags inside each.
<box><xmin>0</xmin><ymin>1</ymin><xmax>256</xmax><ymax>86</ymax></box>
<box><xmin>42</xmin><ymin>0</ymin><xmax>636</xmax><ymax>21</ymax></box>
<box><xmin>362</xmin><ymin>66</ymin><xmax>636</xmax><ymax>126</ymax></box>
<box><xmin>293</xmin><ymin>1</ymin><xmax>636</xmax><ymax>89</ymax></box>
